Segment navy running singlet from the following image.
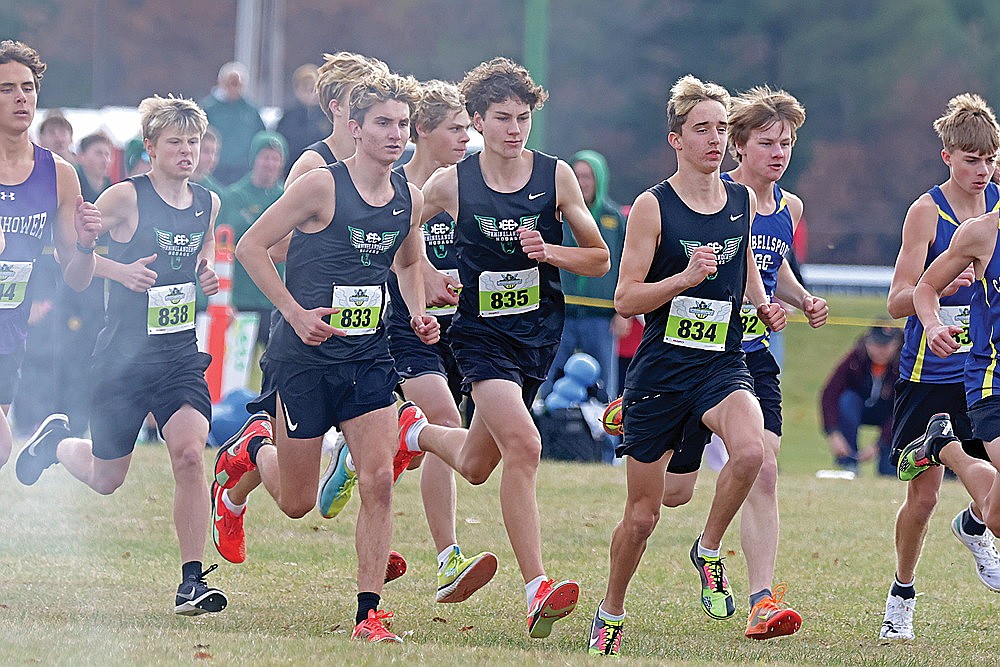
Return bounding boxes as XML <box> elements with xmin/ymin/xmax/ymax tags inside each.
<box><xmin>625</xmin><ymin>179</ymin><xmax>751</xmax><ymax>391</ymax></box>
<box><xmin>266</xmin><ymin>161</ymin><xmax>411</xmax><ymax>364</ymax></box>
<box><xmin>452</xmin><ymin>151</ymin><xmax>563</xmax><ymax>347</ymax></box>
<box><xmin>94</xmin><ymin>175</ymin><xmax>212</xmax><ymax>364</ymax></box>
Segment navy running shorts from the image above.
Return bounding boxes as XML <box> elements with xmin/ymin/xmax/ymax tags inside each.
<box><xmin>618</xmin><ymin>354</ymin><xmax>754</xmax><ymax>466</ymax></box>
<box><xmin>250</xmin><ymin>355</ymin><xmax>398</xmax><ymax>440</ymax></box>
<box><xmin>90</xmin><ymin>351</ymin><xmax>213</xmax><ymax>460</ymax></box>
<box><xmin>966</xmin><ymin>393</ymin><xmax>1000</xmax><ymax>455</ymax></box>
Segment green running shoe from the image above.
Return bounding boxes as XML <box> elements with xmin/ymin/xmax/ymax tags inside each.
<box><xmin>436</xmin><ymin>546</ymin><xmax>498</xmax><ymax>603</ymax></box>
<box><xmin>317</xmin><ymin>435</ymin><xmax>356</xmax><ymax>519</ymax></box>
<box><xmin>897</xmin><ymin>413</ymin><xmax>953</xmax><ymax>482</ymax></box>
<box><xmin>690</xmin><ymin>538</ymin><xmax>735</xmax><ymax>619</ymax></box>
<box><xmin>588</xmin><ymin>604</ymin><xmax>625</xmax><ymax>656</ymax></box>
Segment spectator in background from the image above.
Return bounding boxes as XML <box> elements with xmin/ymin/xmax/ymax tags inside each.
<box><xmin>202</xmin><ymin>61</ymin><xmax>265</xmax><ymax>185</ymax></box>
<box><xmin>36</xmin><ymin>110</ymin><xmax>74</xmax><ymax>163</ymax></box>
<box><xmin>275</xmin><ymin>64</ymin><xmax>330</xmax><ymax>176</ymax></box>
<box><xmin>75</xmin><ymin>132</ymin><xmax>113</xmax><ymax>201</ymax></box>
<box><xmin>192</xmin><ymin>126</ymin><xmax>224</xmax><ymax>195</ymax></box>
<box><xmin>123</xmin><ymin>137</ymin><xmax>151</xmax><ymax>177</ymax></box>
<box><xmin>821</xmin><ymin>326</ymin><xmax>902</xmax><ymax>475</ymax></box>
<box><xmin>224</xmin><ymin>130</ymin><xmax>287</xmax><ymax>347</ymax></box>
<box><xmin>540</xmin><ymin>149</ymin><xmax>627</xmax><ymax>400</ymax></box>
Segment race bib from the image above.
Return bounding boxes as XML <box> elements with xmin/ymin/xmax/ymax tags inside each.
<box><xmin>478</xmin><ymin>267</ymin><xmax>540</xmax><ymax>317</ymax></box>
<box><xmin>428</xmin><ymin>269</ymin><xmax>460</xmax><ymax>317</ymax></box>
<box><xmin>332</xmin><ymin>284</ymin><xmax>383</xmax><ymax>336</ymax></box>
<box><xmin>740</xmin><ymin>303</ymin><xmax>767</xmax><ymax>342</ymax></box>
<box><xmin>0</xmin><ymin>261</ymin><xmax>33</xmax><ymax>309</ymax></box>
<box><xmin>664</xmin><ymin>295</ymin><xmax>731</xmax><ymax>351</ymax></box>
<box><xmin>940</xmin><ymin>305</ymin><xmax>972</xmax><ymax>353</ymax></box>
<box><xmin>147</xmin><ymin>282</ymin><xmax>196</xmax><ymax>335</ymax></box>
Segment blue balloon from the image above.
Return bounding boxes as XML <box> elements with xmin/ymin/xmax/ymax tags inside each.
<box><xmin>208</xmin><ymin>387</ymin><xmax>257</xmax><ymax>447</ymax></box>
<box><xmin>545</xmin><ymin>392</ymin><xmax>572</xmax><ymax>411</ymax></box>
<box><xmin>563</xmin><ymin>352</ymin><xmax>601</xmax><ymax>386</ymax></box>
<box><xmin>553</xmin><ymin>376</ymin><xmax>588</xmax><ymax>403</ymax></box>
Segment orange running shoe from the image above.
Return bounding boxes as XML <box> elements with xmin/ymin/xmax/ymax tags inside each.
<box><xmin>211</xmin><ymin>482</ymin><xmax>246</xmax><ymax>564</ymax></box>
<box><xmin>351</xmin><ymin>609</ymin><xmax>403</xmax><ymax>643</ymax></box>
<box><xmin>385</xmin><ymin>550</ymin><xmax>407</xmax><ymax>584</ymax></box>
<box><xmin>215</xmin><ymin>412</ymin><xmax>272</xmax><ymax>489</ymax></box>
<box><xmin>745</xmin><ymin>583</ymin><xmax>802</xmax><ymax>640</ymax></box>
<box><xmin>527</xmin><ymin>578</ymin><xmax>579</xmax><ymax>638</ymax></box>
<box><xmin>395</xmin><ymin>402</ymin><xmax>426</xmax><ymax>480</ymax></box>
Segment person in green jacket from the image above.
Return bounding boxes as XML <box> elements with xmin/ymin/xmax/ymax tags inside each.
<box><xmin>541</xmin><ymin>149</ymin><xmax>628</xmax><ymax>403</ymax></box>
<box><xmin>201</xmin><ymin>62</ymin><xmax>266</xmax><ymax>185</ymax></box>
<box><xmin>223</xmin><ymin>130</ymin><xmax>287</xmax><ymax>346</ymax></box>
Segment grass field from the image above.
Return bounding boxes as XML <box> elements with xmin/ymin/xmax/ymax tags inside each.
<box><xmin>2</xmin><ymin>296</ymin><xmax>997</xmax><ymax>666</ymax></box>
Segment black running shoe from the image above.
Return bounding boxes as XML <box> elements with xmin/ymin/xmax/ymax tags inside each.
<box><xmin>174</xmin><ymin>563</ymin><xmax>228</xmax><ymax>616</ymax></box>
<box><xmin>15</xmin><ymin>414</ymin><xmax>70</xmax><ymax>486</ymax></box>
<box><xmin>897</xmin><ymin>413</ymin><xmax>954</xmax><ymax>482</ymax></box>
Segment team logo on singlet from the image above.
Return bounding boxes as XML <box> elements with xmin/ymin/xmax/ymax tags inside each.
<box><xmin>993</xmin><ymin>278</ymin><xmax>1000</xmax><ymax>294</ymax></box>
<box><xmin>348</xmin><ymin>226</ymin><xmax>399</xmax><ymax>266</ymax></box>
<box><xmin>476</xmin><ymin>214</ymin><xmax>539</xmax><ymax>254</ymax></box>
<box><xmin>680</xmin><ymin>238</ymin><xmax>743</xmax><ymax>280</ymax></box>
<box><xmin>155</xmin><ymin>229</ymin><xmax>206</xmax><ymax>270</ymax></box>
<box><xmin>423</xmin><ymin>218</ymin><xmax>456</xmax><ymax>259</ymax></box>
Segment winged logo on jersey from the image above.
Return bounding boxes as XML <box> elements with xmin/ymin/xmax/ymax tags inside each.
<box><xmin>679</xmin><ymin>237</ymin><xmax>743</xmax><ymax>281</ymax></box>
<box><xmin>155</xmin><ymin>228</ymin><xmax>206</xmax><ymax>270</ymax></box>
<box><xmin>476</xmin><ymin>214</ymin><xmax>539</xmax><ymax>254</ymax></box>
<box><xmin>423</xmin><ymin>218</ymin><xmax>456</xmax><ymax>260</ymax></box>
<box><xmin>348</xmin><ymin>226</ymin><xmax>400</xmax><ymax>266</ymax></box>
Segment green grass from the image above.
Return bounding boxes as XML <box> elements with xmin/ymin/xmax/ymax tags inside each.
<box><xmin>2</xmin><ymin>295</ymin><xmax>996</xmax><ymax>665</ymax></box>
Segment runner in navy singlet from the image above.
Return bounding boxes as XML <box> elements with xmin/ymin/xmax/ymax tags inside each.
<box><xmin>14</xmin><ymin>94</ymin><xmax>226</xmax><ymax>617</ymax></box>
<box><xmin>222</xmin><ymin>74</ymin><xmax>435</xmax><ymax>643</ymax></box>
<box><xmin>660</xmin><ymin>86</ymin><xmax>824</xmax><ymax>640</ymax></box>
<box><xmin>400</xmin><ymin>57</ymin><xmax>611</xmax><ymax>640</ymax></box>
<box><xmin>588</xmin><ymin>75</ymin><xmax>785</xmax><ymax>656</ymax></box>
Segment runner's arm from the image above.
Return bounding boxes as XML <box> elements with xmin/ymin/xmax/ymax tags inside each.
<box><xmin>888</xmin><ymin>195</ymin><xmax>946</xmax><ymax>319</ymax></box>
<box><xmin>394</xmin><ymin>186</ymin><xmax>439</xmax><ymax>345</ymax></box>
<box><xmin>53</xmin><ymin>159</ymin><xmax>101</xmax><ymax>291</ymax></box>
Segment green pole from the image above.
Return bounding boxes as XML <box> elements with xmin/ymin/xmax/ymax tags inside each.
<box><xmin>523</xmin><ymin>0</ymin><xmax>549</xmax><ymax>150</ymax></box>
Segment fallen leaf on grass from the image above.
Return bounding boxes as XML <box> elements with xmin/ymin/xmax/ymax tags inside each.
<box><xmin>327</xmin><ymin>624</ymin><xmax>341</xmax><ymax>632</ymax></box>
<box><xmin>0</xmin><ymin>604</ymin><xmax>9</xmax><ymax>609</ymax></box>
<box><xmin>726</xmin><ymin>550</ymin><xmax>736</xmax><ymax>557</ymax></box>
<box><xmin>121</xmin><ymin>552</ymin><xmax>131</xmax><ymax>559</ymax></box>
<box><xmin>459</xmin><ymin>625</ymin><xmax>474</xmax><ymax>632</ymax></box>
<box><xmin>464</xmin><ymin>518</ymin><xmax>481</xmax><ymax>524</ymax></box>
<box><xmin>812</xmin><ymin>552</ymin><xmax>820</xmax><ymax>559</ymax></box>
<box><xmin>194</xmin><ymin>651</ymin><xmax>212</xmax><ymax>660</ymax></box>
<box><xmin>432</xmin><ymin>617</ymin><xmax>448</xmax><ymax>623</ymax></box>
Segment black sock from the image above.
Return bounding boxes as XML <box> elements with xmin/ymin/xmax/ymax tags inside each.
<box><xmin>182</xmin><ymin>561</ymin><xmax>203</xmax><ymax>580</ymax></box>
<box><xmin>356</xmin><ymin>592</ymin><xmax>380</xmax><ymax>625</ymax></box>
<box><xmin>890</xmin><ymin>579</ymin><xmax>915</xmax><ymax>599</ymax></box>
<box><xmin>246</xmin><ymin>437</ymin><xmax>267</xmax><ymax>465</ymax></box>
<box><xmin>963</xmin><ymin>507</ymin><xmax>987</xmax><ymax>536</ymax></box>
<box><xmin>749</xmin><ymin>589</ymin><xmax>771</xmax><ymax>609</ymax></box>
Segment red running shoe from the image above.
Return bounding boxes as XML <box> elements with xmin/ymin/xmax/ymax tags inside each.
<box><xmin>385</xmin><ymin>550</ymin><xmax>407</xmax><ymax>584</ymax></box>
<box><xmin>395</xmin><ymin>402</ymin><xmax>426</xmax><ymax>481</ymax></box>
<box><xmin>211</xmin><ymin>482</ymin><xmax>246</xmax><ymax>564</ymax></box>
<box><xmin>352</xmin><ymin>609</ymin><xmax>403</xmax><ymax>643</ymax></box>
<box><xmin>214</xmin><ymin>412</ymin><xmax>272</xmax><ymax>489</ymax></box>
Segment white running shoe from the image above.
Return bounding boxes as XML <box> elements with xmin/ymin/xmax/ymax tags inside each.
<box><xmin>879</xmin><ymin>593</ymin><xmax>915</xmax><ymax>640</ymax></box>
<box><xmin>951</xmin><ymin>511</ymin><xmax>1000</xmax><ymax>592</ymax></box>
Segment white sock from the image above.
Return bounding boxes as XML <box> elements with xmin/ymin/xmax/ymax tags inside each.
<box><xmin>894</xmin><ymin>576</ymin><xmax>915</xmax><ymax>589</ymax></box>
<box><xmin>437</xmin><ymin>544</ymin><xmax>458</xmax><ymax>570</ymax></box>
<box><xmin>968</xmin><ymin>503</ymin><xmax>986</xmax><ymax>525</ymax></box>
<box><xmin>525</xmin><ymin>575</ymin><xmax>547</xmax><ymax>608</ymax></box>
<box><xmin>598</xmin><ymin>602</ymin><xmax>626</xmax><ymax>622</ymax></box>
<box><xmin>405</xmin><ymin>417</ymin><xmax>427</xmax><ymax>452</ymax></box>
<box><xmin>697</xmin><ymin>536</ymin><xmax>720</xmax><ymax>559</ymax></box>
<box><xmin>345</xmin><ymin>452</ymin><xmax>356</xmax><ymax>472</ymax></box>
<box><xmin>221</xmin><ymin>488</ymin><xmax>246</xmax><ymax>516</ymax></box>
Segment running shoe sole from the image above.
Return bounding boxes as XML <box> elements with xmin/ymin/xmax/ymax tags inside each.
<box><xmin>528</xmin><ymin>581</ymin><xmax>579</xmax><ymax>639</ymax></box>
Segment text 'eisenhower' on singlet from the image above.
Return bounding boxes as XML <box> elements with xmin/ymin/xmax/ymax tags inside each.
<box><xmin>721</xmin><ymin>174</ymin><xmax>793</xmax><ymax>354</ymax></box>
<box><xmin>0</xmin><ymin>144</ymin><xmax>58</xmax><ymax>352</ymax></box>
<box><xmin>267</xmin><ymin>161</ymin><xmax>411</xmax><ymax>364</ymax></box>
<box><xmin>94</xmin><ymin>174</ymin><xmax>212</xmax><ymax>364</ymax></box>
<box><xmin>452</xmin><ymin>150</ymin><xmax>564</xmax><ymax>347</ymax></box>
<box><xmin>625</xmin><ymin>179</ymin><xmax>751</xmax><ymax>391</ymax></box>
<box><xmin>902</xmin><ymin>183</ymin><xmax>998</xmax><ymax>384</ymax></box>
